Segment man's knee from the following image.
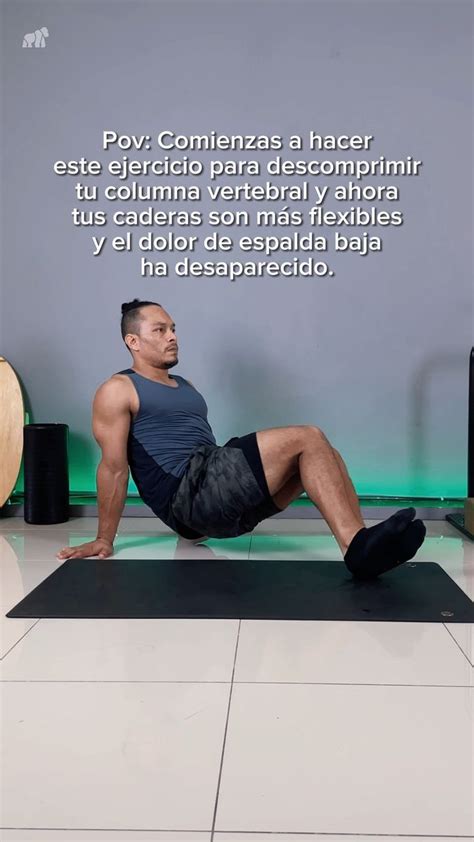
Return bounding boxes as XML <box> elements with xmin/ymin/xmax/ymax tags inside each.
<box><xmin>305</xmin><ymin>426</ymin><xmax>340</xmax><ymax>457</ymax></box>
<box><xmin>305</xmin><ymin>424</ymin><xmax>330</xmax><ymax>445</ymax></box>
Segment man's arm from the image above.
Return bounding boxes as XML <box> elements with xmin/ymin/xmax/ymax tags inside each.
<box><xmin>56</xmin><ymin>379</ymin><xmax>131</xmax><ymax>560</ymax></box>
<box><xmin>93</xmin><ymin>380</ymin><xmax>131</xmax><ymax>544</ymax></box>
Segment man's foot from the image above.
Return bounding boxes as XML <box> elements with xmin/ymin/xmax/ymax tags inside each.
<box><xmin>344</xmin><ymin>508</ymin><xmax>426</xmax><ymax>579</ymax></box>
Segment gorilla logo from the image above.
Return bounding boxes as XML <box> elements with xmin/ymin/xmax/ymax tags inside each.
<box><xmin>22</xmin><ymin>26</ymin><xmax>49</xmax><ymax>48</ymax></box>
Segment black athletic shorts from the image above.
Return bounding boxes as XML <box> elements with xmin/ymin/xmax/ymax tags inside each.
<box><xmin>165</xmin><ymin>432</ymin><xmax>282</xmax><ymax>539</ymax></box>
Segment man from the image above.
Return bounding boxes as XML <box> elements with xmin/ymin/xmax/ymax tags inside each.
<box><xmin>57</xmin><ymin>298</ymin><xmax>426</xmax><ymax>579</ymax></box>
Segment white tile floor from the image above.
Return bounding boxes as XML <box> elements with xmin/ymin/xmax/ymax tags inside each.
<box><xmin>0</xmin><ymin>515</ymin><xmax>473</xmax><ymax>842</ymax></box>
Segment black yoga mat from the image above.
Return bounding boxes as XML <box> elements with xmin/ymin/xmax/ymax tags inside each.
<box><xmin>5</xmin><ymin>559</ymin><xmax>473</xmax><ymax>622</ymax></box>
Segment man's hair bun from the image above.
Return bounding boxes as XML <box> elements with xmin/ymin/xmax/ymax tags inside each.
<box><xmin>121</xmin><ymin>299</ymin><xmax>142</xmax><ymax>315</ymax></box>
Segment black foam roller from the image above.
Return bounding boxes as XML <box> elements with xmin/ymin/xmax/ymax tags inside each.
<box><xmin>24</xmin><ymin>424</ymin><xmax>70</xmax><ymax>524</ymax></box>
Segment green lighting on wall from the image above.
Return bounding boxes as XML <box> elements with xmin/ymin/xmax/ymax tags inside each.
<box><xmin>11</xmin><ymin>443</ymin><xmax>465</xmax><ymax>500</ymax></box>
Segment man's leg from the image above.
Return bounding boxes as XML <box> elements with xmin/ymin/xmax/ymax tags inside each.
<box><xmin>271</xmin><ymin>472</ymin><xmax>304</xmax><ymax>510</ymax></box>
<box><xmin>257</xmin><ymin>425</ymin><xmax>364</xmax><ymax>554</ymax></box>
<box><xmin>257</xmin><ymin>425</ymin><xmax>426</xmax><ymax>578</ymax></box>
<box><xmin>331</xmin><ymin>447</ymin><xmax>364</xmax><ymax>525</ymax></box>
<box><xmin>271</xmin><ymin>447</ymin><xmax>361</xmax><ymax>517</ymax></box>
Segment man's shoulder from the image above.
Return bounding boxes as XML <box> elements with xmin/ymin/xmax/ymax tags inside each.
<box><xmin>94</xmin><ymin>373</ymin><xmax>134</xmax><ymax>408</ymax></box>
<box><xmin>107</xmin><ymin>371</ymin><xmax>133</xmax><ymax>389</ymax></box>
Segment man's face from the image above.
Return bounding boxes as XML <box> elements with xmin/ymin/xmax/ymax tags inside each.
<box><xmin>128</xmin><ymin>306</ymin><xmax>179</xmax><ymax>369</ymax></box>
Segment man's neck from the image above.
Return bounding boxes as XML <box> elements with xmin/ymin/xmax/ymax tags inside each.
<box><xmin>131</xmin><ymin>363</ymin><xmax>175</xmax><ymax>384</ymax></box>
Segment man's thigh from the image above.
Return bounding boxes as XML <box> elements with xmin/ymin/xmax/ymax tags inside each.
<box><xmin>256</xmin><ymin>425</ymin><xmax>315</xmax><ymax>497</ymax></box>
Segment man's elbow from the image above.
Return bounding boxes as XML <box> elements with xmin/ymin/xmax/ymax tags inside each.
<box><xmin>98</xmin><ymin>460</ymin><xmax>129</xmax><ymax>478</ymax></box>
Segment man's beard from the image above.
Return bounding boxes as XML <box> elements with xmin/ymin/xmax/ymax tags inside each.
<box><xmin>163</xmin><ymin>356</ymin><xmax>178</xmax><ymax>369</ymax></box>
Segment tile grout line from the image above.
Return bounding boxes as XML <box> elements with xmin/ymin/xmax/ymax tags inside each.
<box><xmin>210</xmin><ymin>619</ymin><xmax>242</xmax><ymax>841</ymax></box>
<box><xmin>0</xmin><ymin>681</ymin><xmax>472</xmax><ymax>688</ymax></box>
<box><xmin>212</xmin><ymin>833</ymin><xmax>474</xmax><ymax>838</ymax></box>
<box><xmin>1</xmin><ymin>829</ymin><xmax>472</xmax><ymax>837</ymax></box>
<box><xmin>0</xmin><ymin>618</ymin><xmax>42</xmax><ymax>661</ymax></box>
<box><xmin>442</xmin><ymin>623</ymin><xmax>474</xmax><ymax>668</ymax></box>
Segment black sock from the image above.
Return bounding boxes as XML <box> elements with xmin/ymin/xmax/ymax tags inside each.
<box><xmin>396</xmin><ymin>519</ymin><xmax>426</xmax><ymax>563</ymax></box>
<box><xmin>348</xmin><ymin>520</ymin><xmax>426</xmax><ymax>580</ymax></box>
<box><xmin>344</xmin><ymin>507</ymin><xmax>423</xmax><ymax>579</ymax></box>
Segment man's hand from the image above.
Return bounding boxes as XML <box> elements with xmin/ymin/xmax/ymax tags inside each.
<box><xmin>56</xmin><ymin>538</ymin><xmax>114</xmax><ymax>560</ymax></box>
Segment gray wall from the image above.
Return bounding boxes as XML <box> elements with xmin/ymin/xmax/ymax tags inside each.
<box><xmin>1</xmin><ymin>0</ymin><xmax>472</xmax><ymax>497</ymax></box>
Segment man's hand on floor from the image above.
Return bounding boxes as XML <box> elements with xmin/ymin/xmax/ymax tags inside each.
<box><xmin>56</xmin><ymin>538</ymin><xmax>114</xmax><ymax>560</ymax></box>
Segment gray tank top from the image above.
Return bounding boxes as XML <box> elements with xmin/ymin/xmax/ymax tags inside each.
<box><xmin>116</xmin><ymin>368</ymin><xmax>216</xmax><ymax>519</ymax></box>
